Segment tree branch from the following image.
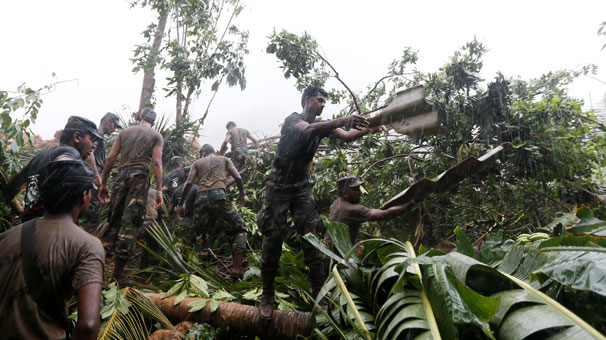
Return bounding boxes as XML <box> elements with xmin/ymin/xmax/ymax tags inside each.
<box><xmin>316</xmin><ymin>53</ymin><xmax>361</xmax><ymax>114</ymax></box>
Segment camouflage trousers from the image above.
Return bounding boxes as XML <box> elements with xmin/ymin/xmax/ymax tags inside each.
<box><xmin>257</xmin><ymin>183</ymin><xmax>325</xmax><ymax>277</ymax></box>
<box><xmin>230</xmin><ymin>146</ymin><xmax>248</xmax><ymax>171</ymax></box>
<box><xmin>192</xmin><ymin>189</ymin><xmax>247</xmax><ymax>252</ymax></box>
<box><xmin>102</xmin><ymin>172</ymin><xmax>149</xmax><ymax>269</ymax></box>
<box><xmin>80</xmin><ymin>189</ymin><xmax>101</xmax><ymax>235</ymax></box>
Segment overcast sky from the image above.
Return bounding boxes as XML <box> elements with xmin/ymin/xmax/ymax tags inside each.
<box><xmin>2</xmin><ymin>0</ymin><xmax>605</xmax><ymax>149</ymax></box>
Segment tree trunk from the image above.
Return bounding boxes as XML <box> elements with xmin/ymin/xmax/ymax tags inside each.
<box><xmin>137</xmin><ymin>12</ymin><xmax>169</xmax><ymax>118</ymax></box>
<box><xmin>146</xmin><ymin>293</ymin><xmax>312</xmax><ymax>339</ymax></box>
<box><xmin>175</xmin><ymin>80</ymin><xmax>183</xmax><ymax>125</ymax></box>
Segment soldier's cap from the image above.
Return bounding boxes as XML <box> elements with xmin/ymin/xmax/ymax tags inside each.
<box><xmin>141</xmin><ymin>108</ymin><xmax>157</xmax><ymax>123</ymax></box>
<box><xmin>102</xmin><ymin>112</ymin><xmax>123</xmax><ymax>129</ymax></box>
<box><xmin>170</xmin><ymin>156</ymin><xmax>183</xmax><ymax>167</ymax></box>
<box><xmin>337</xmin><ymin>176</ymin><xmax>364</xmax><ymax>192</ymax></box>
<box><xmin>42</xmin><ymin>159</ymin><xmax>95</xmax><ymax>192</ymax></box>
<box><xmin>65</xmin><ymin>116</ymin><xmax>103</xmax><ymax>141</ymax></box>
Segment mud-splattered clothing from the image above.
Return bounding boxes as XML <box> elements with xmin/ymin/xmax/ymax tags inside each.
<box><xmin>103</xmin><ymin>171</ymin><xmax>150</xmax><ymax>268</ymax></box>
<box><xmin>267</xmin><ymin>113</ymin><xmax>328</xmax><ymax>186</ymax></box>
<box><xmin>258</xmin><ymin>113</ymin><xmax>328</xmax><ymax>282</ymax></box>
<box><xmin>19</xmin><ymin>146</ymin><xmax>82</xmax><ymax>221</ymax></box>
<box><xmin>329</xmin><ymin>198</ymin><xmax>372</xmax><ymax>242</ymax></box>
<box><xmin>191</xmin><ymin>155</ymin><xmax>233</xmax><ymax>191</ymax></box>
<box><xmin>190</xmin><ymin>155</ymin><xmax>246</xmax><ymax>252</ymax></box>
<box><xmin>115</xmin><ymin>125</ymin><xmax>163</xmax><ymax>171</ymax></box>
<box><xmin>228</xmin><ymin>127</ymin><xmax>250</xmax><ymax>151</ymax></box>
<box><xmin>192</xmin><ymin>189</ymin><xmax>247</xmax><ymax>251</ymax></box>
<box><xmin>0</xmin><ymin>218</ymin><xmax>105</xmax><ymax>339</ymax></box>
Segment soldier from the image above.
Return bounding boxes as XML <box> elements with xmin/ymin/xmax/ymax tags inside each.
<box><xmin>329</xmin><ymin>176</ymin><xmax>413</xmax><ymax>243</ymax></box>
<box><xmin>218</xmin><ymin>121</ymin><xmax>259</xmax><ymax>170</ymax></box>
<box><xmin>257</xmin><ymin>86</ymin><xmax>378</xmax><ymax>319</ymax></box>
<box><xmin>98</xmin><ymin>108</ymin><xmax>164</xmax><ymax>285</ymax></box>
<box><xmin>162</xmin><ymin>156</ymin><xmax>186</xmax><ymax>198</ymax></box>
<box><xmin>176</xmin><ymin>144</ymin><xmax>248</xmax><ymax>277</ymax></box>
<box><xmin>0</xmin><ymin>159</ymin><xmax>105</xmax><ymax>340</ymax></box>
<box><xmin>4</xmin><ymin>116</ymin><xmax>102</xmax><ymax>222</ymax></box>
<box><xmin>82</xmin><ymin>112</ymin><xmax>123</xmax><ymax>233</ymax></box>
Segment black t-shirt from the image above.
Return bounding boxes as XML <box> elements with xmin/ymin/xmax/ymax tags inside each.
<box><xmin>93</xmin><ymin>130</ymin><xmax>105</xmax><ymax>174</ymax></box>
<box><xmin>21</xmin><ymin>146</ymin><xmax>82</xmax><ymax>211</ymax></box>
<box><xmin>163</xmin><ymin>169</ymin><xmax>186</xmax><ymax>197</ymax></box>
<box><xmin>170</xmin><ymin>184</ymin><xmax>197</xmax><ymax>218</ymax></box>
<box><xmin>269</xmin><ymin>113</ymin><xmax>329</xmax><ymax>186</ymax></box>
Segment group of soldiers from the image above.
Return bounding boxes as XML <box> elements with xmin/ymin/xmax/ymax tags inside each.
<box><xmin>0</xmin><ymin>85</ymin><xmax>415</xmax><ymax>339</ymax></box>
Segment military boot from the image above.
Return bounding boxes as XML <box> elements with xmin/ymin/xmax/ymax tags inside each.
<box><xmin>259</xmin><ymin>269</ymin><xmax>276</xmax><ymax>320</ymax></box>
<box><xmin>230</xmin><ymin>250</ymin><xmax>247</xmax><ymax>278</ymax></box>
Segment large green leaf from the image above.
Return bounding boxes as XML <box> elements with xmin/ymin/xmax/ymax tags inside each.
<box><xmin>423</xmin><ymin>262</ymin><xmax>498</xmax><ymax>340</ymax></box>
<box><xmin>532</xmin><ymin>247</ymin><xmax>606</xmax><ymax>297</ymax></box>
<box><xmin>490</xmin><ymin>290</ymin><xmax>595</xmax><ymax>340</ymax></box>
<box><xmin>568</xmin><ymin>207</ymin><xmax>606</xmax><ymax>236</ymax></box>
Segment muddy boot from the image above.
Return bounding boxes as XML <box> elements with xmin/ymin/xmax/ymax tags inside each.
<box><xmin>230</xmin><ymin>250</ymin><xmax>246</xmax><ymax>278</ymax></box>
<box><xmin>259</xmin><ymin>269</ymin><xmax>276</xmax><ymax>320</ymax></box>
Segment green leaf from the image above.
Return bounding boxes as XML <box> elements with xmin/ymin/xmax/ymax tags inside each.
<box><xmin>568</xmin><ymin>207</ymin><xmax>606</xmax><ymax>236</ymax></box>
<box><xmin>532</xmin><ymin>247</ymin><xmax>606</xmax><ymax>296</ymax></box>
<box><xmin>209</xmin><ymin>299</ymin><xmax>219</xmax><ymax>313</ymax></box>
<box><xmin>188</xmin><ymin>299</ymin><xmax>208</xmax><ymax>312</ymax></box>
<box><xmin>453</xmin><ymin>226</ymin><xmax>476</xmax><ymax>259</ymax></box>
<box><xmin>174</xmin><ymin>290</ymin><xmax>187</xmax><ymax>306</ymax></box>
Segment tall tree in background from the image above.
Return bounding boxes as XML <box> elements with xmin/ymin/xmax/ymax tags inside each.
<box><xmin>132</xmin><ymin>0</ymin><xmax>248</xmax><ymax>125</ymax></box>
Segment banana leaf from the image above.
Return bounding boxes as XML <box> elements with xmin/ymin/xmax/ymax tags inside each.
<box><xmin>532</xmin><ymin>246</ymin><xmax>606</xmax><ymax>297</ymax></box>
<box><xmin>490</xmin><ymin>290</ymin><xmax>596</xmax><ymax>340</ymax></box>
<box><xmin>567</xmin><ymin>207</ymin><xmax>606</xmax><ymax>236</ymax></box>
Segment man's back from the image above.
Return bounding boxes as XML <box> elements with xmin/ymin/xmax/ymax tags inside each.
<box><xmin>116</xmin><ymin>125</ymin><xmax>163</xmax><ymax>171</ymax></box>
<box><xmin>228</xmin><ymin>127</ymin><xmax>249</xmax><ymax>150</ymax></box>
<box><xmin>21</xmin><ymin>146</ymin><xmax>81</xmax><ymax>216</ymax></box>
<box><xmin>192</xmin><ymin>155</ymin><xmax>232</xmax><ymax>191</ymax></box>
<box><xmin>0</xmin><ymin>218</ymin><xmax>105</xmax><ymax>339</ymax></box>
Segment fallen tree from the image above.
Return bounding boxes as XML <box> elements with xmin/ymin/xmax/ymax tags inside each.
<box><xmin>146</xmin><ymin>292</ymin><xmax>312</xmax><ymax>339</ymax></box>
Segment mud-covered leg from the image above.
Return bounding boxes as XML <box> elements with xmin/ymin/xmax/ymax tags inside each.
<box><xmin>258</xmin><ymin>196</ymin><xmax>289</xmax><ymax>320</ymax></box>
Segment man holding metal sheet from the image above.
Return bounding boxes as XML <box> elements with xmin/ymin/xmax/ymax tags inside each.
<box><xmin>257</xmin><ymin>86</ymin><xmax>378</xmax><ymax>319</ymax></box>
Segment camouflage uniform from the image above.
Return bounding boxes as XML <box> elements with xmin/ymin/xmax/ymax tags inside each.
<box><xmin>258</xmin><ymin>181</ymin><xmax>324</xmax><ymax>278</ymax></box>
<box><xmin>193</xmin><ymin>189</ymin><xmax>247</xmax><ymax>252</ymax></box>
<box><xmin>102</xmin><ymin>170</ymin><xmax>149</xmax><ymax>269</ymax></box>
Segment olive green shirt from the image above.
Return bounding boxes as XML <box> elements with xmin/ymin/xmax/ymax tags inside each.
<box><xmin>192</xmin><ymin>155</ymin><xmax>234</xmax><ymax>191</ymax></box>
<box><xmin>0</xmin><ymin>218</ymin><xmax>105</xmax><ymax>339</ymax></box>
<box><xmin>116</xmin><ymin>125</ymin><xmax>163</xmax><ymax>172</ymax></box>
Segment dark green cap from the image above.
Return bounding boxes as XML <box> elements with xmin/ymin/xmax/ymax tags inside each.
<box><xmin>337</xmin><ymin>176</ymin><xmax>363</xmax><ymax>193</ymax></box>
<box><xmin>141</xmin><ymin>108</ymin><xmax>157</xmax><ymax>123</ymax></box>
<box><xmin>65</xmin><ymin>116</ymin><xmax>103</xmax><ymax>141</ymax></box>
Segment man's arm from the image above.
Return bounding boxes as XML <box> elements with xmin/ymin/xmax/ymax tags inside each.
<box><xmin>98</xmin><ymin>140</ymin><xmax>121</xmax><ymax>203</ymax></box>
<box><xmin>331</xmin><ymin>127</ymin><xmax>375</xmax><ymax>143</ymax></box>
<box><xmin>72</xmin><ymin>282</ymin><xmax>102</xmax><ymax>340</ymax></box>
<box><xmin>367</xmin><ymin>201</ymin><xmax>413</xmax><ymax>221</ymax></box>
<box><xmin>247</xmin><ymin>133</ymin><xmax>259</xmax><ymax>148</ymax></box>
<box><xmin>226</xmin><ymin>160</ymin><xmax>245</xmax><ymax>207</ymax></box>
<box><xmin>293</xmin><ymin>114</ymin><xmax>368</xmax><ymax>139</ymax></box>
<box><xmin>219</xmin><ymin>133</ymin><xmax>231</xmax><ymax>155</ymax></box>
<box><xmin>85</xmin><ymin>153</ymin><xmax>101</xmax><ymax>187</ymax></box>
<box><xmin>151</xmin><ymin>145</ymin><xmax>163</xmax><ymax>208</ymax></box>
<box><xmin>176</xmin><ymin>167</ymin><xmax>196</xmax><ymax>216</ymax></box>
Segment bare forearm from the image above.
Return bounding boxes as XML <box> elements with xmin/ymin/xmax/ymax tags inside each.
<box><xmin>101</xmin><ymin>156</ymin><xmax>116</xmax><ymax>185</ymax></box>
<box><xmin>302</xmin><ymin>118</ymin><xmax>345</xmax><ymax>137</ymax></box>
<box><xmin>370</xmin><ymin>201</ymin><xmax>412</xmax><ymax>221</ymax></box>
<box><xmin>235</xmin><ymin>176</ymin><xmax>244</xmax><ymax>197</ymax></box>
<box><xmin>339</xmin><ymin>127</ymin><xmax>372</xmax><ymax>142</ymax></box>
<box><xmin>179</xmin><ymin>183</ymin><xmax>193</xmax><ymax>206</ymax></box>
<box><xmin>152</xmin><ymin>162</ymin><xmax>163</xmax><ymax>191</ymax></box>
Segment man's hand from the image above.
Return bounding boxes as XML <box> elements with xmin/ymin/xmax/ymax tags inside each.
<box><xmin>98</xmin><ymin>185</ymin><xmax>110</xmax><ymax>204</ymax></box>
<box><xmin>93</xmin><ymin>174</ymin><xmax>101</xmax><ymax>188</ymax></box>
<box><xmin>175</xmin><ymin>205</ymin><xmax>185</xmax><ymax>217</ymax></box>
<box><xmin>237</xmin><ymin>195</ymin><xmax>245</xmax><ymax>208</ymax></box>
<box><xmin>342</xmin><ymin>114</ymin><xmax>369</xmax><ymax>130</ymax></box>
<box><xmin>155</xmin><ymin>191</ymin><xmax>163</xmax><ymax>209</ymax></box>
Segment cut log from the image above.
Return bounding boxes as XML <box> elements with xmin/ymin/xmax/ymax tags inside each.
<box><xmin>146</xmin><ymin>293</ymin><xmax>312</xmax><ymax>339</ymax></box>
